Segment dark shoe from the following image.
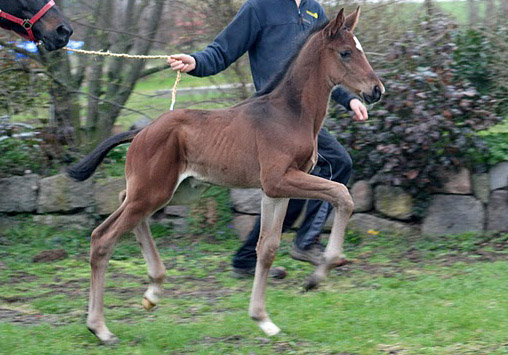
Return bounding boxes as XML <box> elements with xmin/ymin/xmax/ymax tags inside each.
<box><xmin>290</xmin><ymin>243</ymin><xmax>324</xmax><ymax>266</ymax></box>
<box><xmin>231</xmin><ymin>266</ymin><xmax>287</xmax><ymax>279</ymax></box>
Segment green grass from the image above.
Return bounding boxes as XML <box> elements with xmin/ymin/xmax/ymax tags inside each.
<box><xmin>0</xmin><ymin>217</ymin><xmax>506</xmax><ymax>354</ymax></box>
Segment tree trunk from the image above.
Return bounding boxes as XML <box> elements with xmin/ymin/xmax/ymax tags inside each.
<box><xmin>468</xmin><ymin>0</ymin><xmax>478</xmax><ymax>27</ymax></box>
<box><xmin>485</xmin><ymin>0</ymin><xmax>495</xmax><ymax>27</ymax></box>
<box><xmin>45</xmin><ymin>50</ymin><xmax>81</xmax><ymax>147</ymax></box>
<box><xmin>88</xmin><ymin>0</ymin><xmax>166</xmax><ymax>146</ymax></box>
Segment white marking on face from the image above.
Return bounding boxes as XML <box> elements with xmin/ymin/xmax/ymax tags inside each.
<box><xmin>353</xmin><ymin>35</ymin><xmax>363</xmax><ymax>53</ymax></box>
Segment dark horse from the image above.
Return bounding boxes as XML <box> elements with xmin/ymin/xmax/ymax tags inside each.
<box><xmin>0</xmin><ymin>0</ymin><xmax>72</xmax><ymax>51</ymax></box>
<box><xmin>68</xmin><ymin>8</ymin><xmax>384</xmax><ymax>344</ymax></box>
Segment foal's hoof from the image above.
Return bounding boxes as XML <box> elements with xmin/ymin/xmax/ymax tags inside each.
<box><xmin>335</xmin><ymin>258</ymin><xmax>349</xmax><ymax>268</ymax></box>
<box><xmin>257</xmin><ymin>320</ymin><xmax>281</xmax><ymax>336</ymax></box>
<box><xmin>303</xmin><ymin>276</ymin><xmax>319</xmax><ymax>292</ymax></box>
<box><xmin>142</xmin><ymin>297</ymin><xmax>157</xmax><ymax>311</ymax></box>
<box><xmin>101</xmin><ymin>335</ymin><xmax>120</xmax><ymax>346</ymax></box>
<box><xmin>87</xmin><ymin>326</ymin><xmax>120</xmax><ymax>345</ymax></box>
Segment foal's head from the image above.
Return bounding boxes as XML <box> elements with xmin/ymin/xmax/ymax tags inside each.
<box><xmin>0</xmin><ymin>0</ymin><xmax>73</xmax><ymax>50</ymax></box>
<box><xmin>321</xmin><ymin>8</ymin><xmax>384</xmax><ymax>104</ymax></box>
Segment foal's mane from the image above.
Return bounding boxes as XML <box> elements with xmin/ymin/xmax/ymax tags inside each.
<box><xmin>253</xmin><ymin>20</ymin><xmax>330</xmax><ymax>97</ymax></box>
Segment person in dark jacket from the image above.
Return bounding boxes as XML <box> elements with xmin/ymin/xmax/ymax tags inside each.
<box><xmin>168</xmin><ymin>0</ymin><xmax>369</xmax><ymax>278</ymax></box>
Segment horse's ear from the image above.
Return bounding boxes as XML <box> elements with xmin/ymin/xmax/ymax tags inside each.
<box><xmin>345</xmin><ymin>6</ymin><xmax>360</xmax><ymax>31</ymax></box>
<box><xmin>324</xmin><ymin>8</ymin><xmax>345</xmax><ymax>38</ymax></box>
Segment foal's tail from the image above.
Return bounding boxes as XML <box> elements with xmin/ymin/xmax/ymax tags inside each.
<box><xmin>67</xmin><ymin>129</ymin><xmax>142</xmax><ymax>181</ymax></box>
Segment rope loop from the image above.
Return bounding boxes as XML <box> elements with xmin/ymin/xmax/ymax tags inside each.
<box><xmin>62</xmin><ymin>47</ymin><xmax>181</xmax><ymax>110</ymax></box>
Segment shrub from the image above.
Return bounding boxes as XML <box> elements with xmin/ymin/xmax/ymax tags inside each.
<box><xmin>453</xmin><ymin>26</ymin><xmax>508</xmax><ymax>114</ymax></box>
<box><xmin>0</xmin><ymin>138</ymin><xmax>46</xmax><ymax>177</ymax></box>
<box><xmin>0</xmin><ymin>120</ymin><xmax>62</xmax><ymax>177</ymax></box>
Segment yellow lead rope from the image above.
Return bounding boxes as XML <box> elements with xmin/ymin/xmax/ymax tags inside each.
<box><xmin>62</xmin><ymin>46</ymin><xmax>181</xmax><ymax>110</ymax></box>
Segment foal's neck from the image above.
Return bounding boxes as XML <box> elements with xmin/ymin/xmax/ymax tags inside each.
<box><xmin>272</xmin><ymin>36</ymin><xmax>334</xmax><ymax>137</ymax></box>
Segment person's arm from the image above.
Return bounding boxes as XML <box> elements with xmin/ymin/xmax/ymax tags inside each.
<box><xmin>168</xmin><ymin>2</ymin><xmax>261</xmax><ymax>77</ymax></box>
<box><xmin>332</xmin><ymin>88</ymin><xmax>368</xmax><ymax>121</ymax></box>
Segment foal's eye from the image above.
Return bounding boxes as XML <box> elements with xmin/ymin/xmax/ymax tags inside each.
<box><xmin>339</xmin><ymin>50</ymin><xmax>352</xmax><ymax>59</ymax></box>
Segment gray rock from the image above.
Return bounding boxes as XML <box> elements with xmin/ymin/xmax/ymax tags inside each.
<box><xmin>164</xmin><ymin>205</ymin><xmax>189</xmax><ymax>218</ymax></box>
<box><xmin>374</xmin><ymin>185</ymin><xmax>413</xmax><ymax>220</ymax></box>
<box><xmin>351</xmin><ymin>180</ymin><xmax>373</xmax><ymax>212</ymax></box>
<box><xmin>422</xmin><ymin>195</ymin><xmax>485</xmax><ymax>236</ymax></box>
<box><xmin>33</xmin><ymin>214</ymin><xmax>95</xmax><ymax>230</ymax></box>
<box><xmin>230</xmin><ymin>188</ymin><xmax>262</xmax><ymax>214</ymax></box>
<box><xmin>0</xmin><ymin>174</ymin><xmax>39</xmax><ymax>212</ymax></box>
<box><xmin>130</xmin><ymin>117</ymin><xmax>152</xmax><ymax>130</ymax></box>
<box><xmin>233</xmin><ymin>214</ymin><xmax>258</xmax><ymax>240</ymax></box>
<box><xmin>151</xmin><ymin>216</ymin><xmax>188</xmax><ymax>234</ymax></box>
<box><xmin>434</xmin><ymin>167</ymin><xmax>472</xmax><ymax>194</ymax></box>
<box><xmin>472</xmin><ymin>173</ymin><xmax>490</xmax><ymax>204</ymax></box>
<box><xmin>93</xmin><ymin>177</ymin><xmax>126</xmax><ymax>215</ymax></box>
<box><xmin>38</xmin><ymin>174</ymin><xmax>93</xmax><ymax>213</ymax></box>
<box><xmin>487</xmin><ymin>190</ymin><xmax>508</xmax><ymax>232</ymax></box>
<box><xmin>489</xmin><ymin>162</ymin><xmax>508</xmax><ymax>191</ymax></box>
<box><xmin>347</xmin><ymin>213</ymin><xmax>417</xmax><ymax>236</ymax></box>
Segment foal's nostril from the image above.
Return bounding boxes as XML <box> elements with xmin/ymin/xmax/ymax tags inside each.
<box><xmin>372</xmin><ymin>85</ymin><xmax>382</xmax><ymax>102</ymax></box>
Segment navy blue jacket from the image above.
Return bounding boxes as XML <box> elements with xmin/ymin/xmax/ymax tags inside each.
<box><xmin>189</xmin><ymin>0</ymin><xmax>357</xmax><ymax>109</ymax></box>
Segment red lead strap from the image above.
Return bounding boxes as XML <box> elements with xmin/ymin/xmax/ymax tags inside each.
<box><xmin>0</xmin><ymin>0</ymin><xmax>56</xmax><ymax>42</ymax></box>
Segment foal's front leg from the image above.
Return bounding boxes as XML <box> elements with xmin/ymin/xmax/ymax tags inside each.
<box><xmin>249</xmin><ymin>194</ymin><xmax>289</xmax><ymax>336</ymax></box>
<box><xmin>263</xmin><ymin>170</ymin><xmax>354</xmax><ymax>291</ymax></box>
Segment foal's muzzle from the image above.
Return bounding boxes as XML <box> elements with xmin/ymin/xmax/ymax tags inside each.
<box><xmin>362</xmin><ymin>85</ymin><xmax>383</xmax><ymax>104</ymax></box>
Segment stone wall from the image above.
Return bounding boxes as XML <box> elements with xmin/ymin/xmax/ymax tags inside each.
<box><xmin>1</xmin><ymin>162</ymin><xmax>507</xmax><ymax>236</ymax></box>
<box><xmin>230</xmin><ymin>163</ymin><xmax>508</xmax><ymax>238</ymax></box>
<box><xmin>0</xmin><ymin>174</ymin><xmax>187</xmax><ymax>232</ymax></box>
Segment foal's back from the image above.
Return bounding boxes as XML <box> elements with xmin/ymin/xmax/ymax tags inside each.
<box><xmin>126</xmin><ymin>99</ymin><xmax>287</xmax><ymax>189</ymax></box>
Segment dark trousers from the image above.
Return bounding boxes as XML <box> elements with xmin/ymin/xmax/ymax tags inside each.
<box><xmin>232</xmin><ymin>128</ymin><xmax>352</xmax><ymax>269</ymax></box>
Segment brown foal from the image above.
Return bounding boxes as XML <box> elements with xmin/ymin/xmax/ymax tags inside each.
<box><xmin>68</xmin><ymin>8</ymin><xmax>384</xmax><ymax>344</ymax></box>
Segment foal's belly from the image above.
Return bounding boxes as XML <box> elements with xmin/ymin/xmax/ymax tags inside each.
<box><xmin>185</xmin><ymin>162</ymin><xmax>261</xmax><ymax>189</ymax></box>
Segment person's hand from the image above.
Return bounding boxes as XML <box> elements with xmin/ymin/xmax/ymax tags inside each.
<box><xmin>350</xmin><ymin>99</ymin><xmax>368</xmax><ymax>121</ymax></box>
<box><xmin>167</xmin><ymin>54</ymin><xmax>196</xmax><ymax>73</ymax></box>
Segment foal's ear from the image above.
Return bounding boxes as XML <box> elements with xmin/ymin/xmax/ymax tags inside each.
<box><xmin>324</xmin><ymin>8</ymin><xmax>345</xmax><ymax>38</ymax></box>
<box><xmin>345</xmin><ymin>6</ymin><xmax>361</xmax><ymax>31</ymax></box>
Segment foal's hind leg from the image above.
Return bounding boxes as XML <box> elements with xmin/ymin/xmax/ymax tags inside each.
<box><xmin>87</xmin><ymin>191</ymin><xmax>174</xmax><ymax>344</ymax></box>
<box><xmin>119</xmin><ymin>191</ymin><xmax>166</xmax><ymax>311</ymax></box>
<box><xmin>87</xmin><ymin>201</ymin><xmax>149</xmax><ymax>344</ymax></box>
<box><xmin>249</xmin><ymin>193</ymin><xmax>289</xmax><ymax>336</ymax></box>
<box><xmin>135</xmin><ymin>219</ymin><xmax>166</xmax><ymax>311</ymax></box>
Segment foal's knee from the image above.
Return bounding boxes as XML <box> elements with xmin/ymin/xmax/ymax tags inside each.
<box><xmin>256</xmin><ymin>236</ymin><xmax>279</xmax><ymax>267</ymax></box>
<box><xmin>331</xmin><ymin>184</ymin><xmax>354</xmax><ymax>215</ymax></box>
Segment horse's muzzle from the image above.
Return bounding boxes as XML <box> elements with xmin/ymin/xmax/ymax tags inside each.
<box><xmin>41</xmin><ymin>23</ymin><xmax>73</xmax><ymax>51</ymax></box>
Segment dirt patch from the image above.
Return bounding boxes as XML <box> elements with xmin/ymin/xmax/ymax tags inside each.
<box><xmin>33</xmin><ymin>249</ymin><xmax>68</xmax><ymax>263</ymax></box>
<box><xmin>0</xmin><ymin>308</ymin><xmax>60</xmax><ymax>326</ymax></box>
<box><xmin>3</xmin><ymin>271</ymin><xmax>39</xmax><ymax>285</ymax></box>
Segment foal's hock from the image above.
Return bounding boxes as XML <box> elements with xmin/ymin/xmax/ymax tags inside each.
<box><xmin>68</xmin><ymin>7</ymin><xmax>384</xmax><ymax>344</ymax></box>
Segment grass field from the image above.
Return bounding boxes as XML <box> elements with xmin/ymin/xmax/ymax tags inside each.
<box><xmin>0</xmin><ymin>215</ymin><xmax>506</xmax><ymax>354</ymax></box>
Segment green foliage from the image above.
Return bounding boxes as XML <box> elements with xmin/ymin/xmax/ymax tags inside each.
<box><xmin>0</xmin><ymin>138</ymin><xmax>46</xmax><ymax>177</ymax></box>
<box><xmin>95</xmin><ymin>144</ymin><xmax>129</xmax><ymax>178</ymax></box>
<box><xmin>453</xmin><ymin>26</ymin><xmax>508</xmax><ymax>114</ymax></box>
<box><xmin>0</xmin><ymin>49</ymin><xmax>49</xmax><ymax>115</ymax></box>
<box><xmin>188</xmin><ymin>186</ymin><xmax>236</xmax><ymax>239</ymax></box>
<box><xmin>478</xmin><ymin>129</ymin><xmax>508</xmax><ymax>166</ymax></box>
